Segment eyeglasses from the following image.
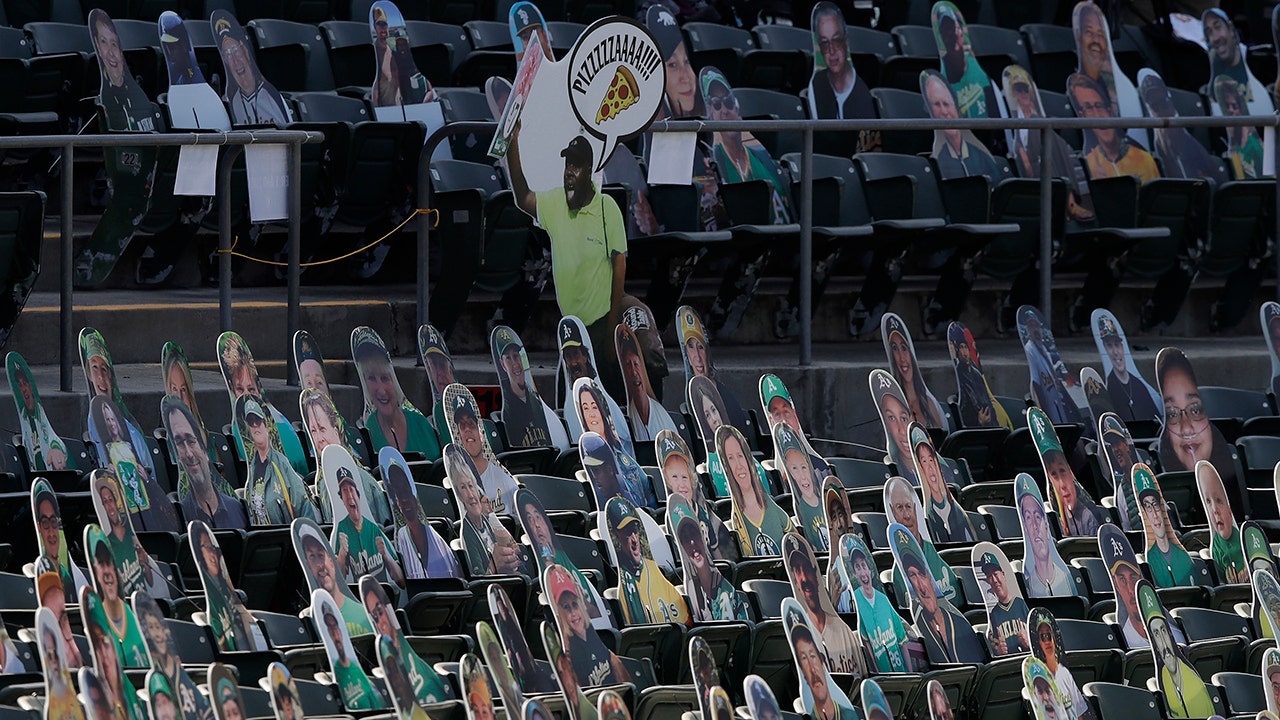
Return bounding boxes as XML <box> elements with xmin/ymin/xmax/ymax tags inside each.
<box><xmin>172</xmin><ymin>433</ymin><xmax>201</xmax><ymax>450</ymax></box>
<box><xmin>1164</xmin><ymin>401</ymin><xmax>1205</xmax><ymax>424</ymax></box>
<box><xmin>818</xmin><ymin>35</ymin><xmax>847</xmax><ymax>53</ymax></box>
<box><xmin>1141</xmin><ymin>498</ymin><xmax>1162</xmax><ymax>511</ymax></box>
<box><xmin>1076</xmin><ymin>101</ymin><xmax>1110</xmax><ymax>115</ymax></box>
<box><xmin>37</xmin><ymin>515</ymin><xmax>59</xmax><ymax>530</ymax></box>
<box><xmin>708</xmin><ymin>95</ymin><xmax>737</xmax><ymax>111</ymax></box>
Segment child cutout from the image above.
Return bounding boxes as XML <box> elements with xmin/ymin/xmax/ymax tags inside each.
<box><xmin>322</xmin><ymin>444</ymin><xmax>404</xmax><ymax>585</ymax></box>
<box><xmin>881</xmin><ymin>313</ymin><xmax>946</xmax><ymax>429</ymax></box>
<box><xmin>760</xmin><ymin>373</ymin><xmax>834</xmax><ymax>481</ymax></box>
<box><xmin>773</xmin><ymin>422</ymin><xmax>828</xmax><ymax>550</ymax></box>
<box><xmin>657</xmin><ymin>430</ymin><xmax>736</xmax><ymax>560</ymax></box>
<box><xmin>834</xmin><ymin>532</ymin><xmax>912</xmax><ymax>672</ymax></box>
<box><xmin>79</xmin><ymin>667</ymin><xmax>122</xmax><ymax>720</ymax></box>
<box><xmin>1133</xmin><ymin>462</ymin><xmax>1199</xmax><ymax>587</ymax></box>
<box><xmin>544</xmin><ymin>563</ymin><xmax>632</xmax><ymax>689</ymax></box>
<box><xmin>1029</xmin><ymin>407</ymin><xmax>1107</xmax><ymax>537</ymax></box>
<box><xmin>1016</xmin><ymin>474</ymin><xmax>1078</xmax><ymax>598</ymax></box>
<box><xmin>312</xmin><ymin>589</ymin><xmax>382</xmax><ymax>710</ymax></box>
<box><xmin>89</xmin><ymin>394</ymin><xmax>179</xmax><ymax>532</ymax></box>
<box><xmin>783</xmin><ymin>532</ymin><xmax>866</xmax><ymax>676</ymax></box>
<box><xmin>461</xmin><ymin>653</ymin><xmax>496</xmax><ymax>720</ymax></box>
<box><xmin>719</xmin><ymin>425</ymin><xmax>792</xmax><ymax>556</ymax></box>
<box><xmin>926</xmin><ymin>679</ymin><xmax>955</xmax><ymax>720</ymax></box>
<box><xmin>301</xmin><ymin>388</ymin><xmax>391</xmax><ymax>525</ymax></box>
<box><xmin>134</xmin><ymin>592</ymin><xmax>214</xmax><ymax>720</ymax></box>
<box><xmin>264</xmin><ymin>663</ymin><xmax>304</xmax><ymax>720</ymax></box>
<box><xmin>972</xmin><ymin>542</ymin><xmax>1030</xmax><ymax>656</ymax></box>
<box><xmin>360</xmin><ymin>576</ymin><xmax>453</xmax><ymax>704</ymax></box>
<box><xmin>208</xmin><ymin>664</ymin><xmax>245</xmax><ymax>720</ymax></box>
<box><xmin>602</xmin><ymin>496</ymin><xmax>688</xmax><ymax>626</ymax></box>
<box><xmin>1196</xmin><ymin>460</ymin><xmax>1247</xmax><ymax>583</ymax></box>
<box><xmin>441</xmin><ymin>383</ymin><xmax>519</xmax><ymax>516</ymax></box>
<box><xmin>885</xmin><ymin>476</ymin><xmax>957</xmax><ymax>601</ymax></box>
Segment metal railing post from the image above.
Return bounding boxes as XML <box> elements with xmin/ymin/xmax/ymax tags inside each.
<box><xmin>1275</xmin><ymin>116</ymin><xmax>1280</xmax><ymax>304</ymax></box>
<box><xmin>416</xmin><ymin>137</ymin><xmax>434</xmax><ymax>341</ymax></box>
<box><xmin>1038</xmin><ymin>126</ymin><xmax>1053</xmax><ymax>321</ymax></box>
<box><xmin>799</xmin><ymin>127</ymin><xmax>813</xmax><ymax>367</ymax></box>
<box><xmin>286</xmin><ymin>138</ymin><xmax>302</xmax><ymax>386</ymax></box>
<box><xmin>59</xmin><ymin>143</ymin><xmax>73</xmax><ymax>393</ymax></box>
<box><xmin>218</xmin><ymin>146</ymin><xmax>243</xmax><ymax>333</ymax></box>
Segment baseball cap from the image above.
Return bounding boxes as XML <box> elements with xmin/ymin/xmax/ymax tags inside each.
<box><xmin>452</xmin><ymin>395</ymin><xmax>478</xmax><ymax>423</ymax></box>
<box><xmin>606</xmin><ymin>497</ymin><xmax>639</xmax><ymax>533</ymax></box>
<box><xmin>336</xmin><ymin>466</ymin><xmax>357</xmax><ymax>491</ymax></box>
<box><xmin>560</xmin><ymin>136</ymin><xmax>592</xmax><ymax>167</ymax></box>
<box><xmin>559</xmin><ymin>319</ymin><xmax>585</xmax><ymax>350</ymax></box>
<box><xmin>493</xmin><ymin>326</ymin><xmax>521</xmax><ymax>355</ymax></box>
<box><xmin>699</xmin><ymin>67</ymin><xmax>731</xmax><ymax>101</ymax></box>
<box><xmin>243</xmin><ymin>397</ymin><xmax>266</xmax><ymax>421</ymax></box>
<box><xmin>544</xmin><ymin>564</ymin><xmax>578</xmax><ymax>602</ymax></box>
<box><xmin>373</xmin><ymin>6</ymin><xmax>388</xmax><ymax>25</ymax></box>
<box><xmin>510</xmin><ymin>2</ymin><xmax>544</xmax><ymax>34</ymax></box>
<box><xmin>979</xmin><ymin>551</ymin><xmax>1001</xmax><ymax>574</ymax></box>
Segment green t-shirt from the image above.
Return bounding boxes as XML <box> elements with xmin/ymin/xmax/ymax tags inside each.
<box><xmin>336</xmin><ymin>515</ymin><xmax>396</xmax><ymax>581</ymax></box>
<box><xmin>853</xmin><ymin>587</ymin><xmax>909</xmax><ymax>672</ymax></box>
<box><xmin>337</xmin><ymin>595</ymin><xmax>374</xmax><ymax>637</ymax></box>
<box><xmin>1148</xmin><ymin>543</ymin><xmax>1197</xmax><ymax>588</ymax></box>
<box><xmin>334</xmin><ymin>660</ymin><xmax>381</xmax><ymax>710</ymax></box>
<box><xmin>366</xmin><ymin>407</ymin><xmax>441</xmax><ymax>462</ymax></box>
<box><xmin>110</xmin><ymin>606</ymin><xmax>150</xmax><ymax>668</ymax></box>
<box><xmin>951</xmin><ymin>58</ymin><xmax>989</xmax><ymax>118</ymax></box>
<box><xmin>535</xmin><ymin>186</ymin><xmax>626</xmax><ymax>326</ymax></box>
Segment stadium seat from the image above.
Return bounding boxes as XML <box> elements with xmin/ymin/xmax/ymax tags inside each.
<box><xmin>247</xmin><ymin>19</ymin><xmax>336</xmax><ymax>91</ymax></box>
<box><xmin>544</xmin><ymin>22</ymin><xmax>585</xmax><ymax>52</ymax></box>
<box><xmin>463</xmin><ymin>20</ymin><xmax>512</xmax><ymax>50</ymax></box>
<box><xmin>1084</xmin><ymin>681</ymin><xmax>1164</xmax><ymax>720</ymax></box>
<box><xmin>319</xmin><ymin>20</ymin><xmax>378</xmax><ymax>90</ymax></box>
<box><xmin>733</xmin><ymin>88</ymin><xmax>805</xmax><ymax>157</ymax></box>
<box><xmin>1021</xmin><ymin>23</ymin><xmax>1077</xmax><ymax>95</ymax></box>
<box><xmin>967</xmin><ymin>23</ymin><xmax>1031</xmax><ymax>77</ymax></box>
<box><xmin>738</xmin><ymin>48</ymin><xmax>810</xmax><ymax>94</ymax></box>
<box><xmin>564</xmin><ymin>0</ymin><xmax>634</xmax><ymax>24</ymax></box>
<box><xmin>823</xmin><ymin>455</ymin><xmax>891</xmax><ymax>489</ymax></box>
<box><xmin>453</xmin><ymin>48</ymin><xmax>516</xmax><ymax>85</ymax></box>
<box><xmin>741</xmin><ymin>578</ymin><xmax>792</xmax><ymax>619</ymax></box>
<box><xmin>752</xmin><ymin>24</ymin><xmax>812</xmax><ymax>54</ymax></box>
<box><xmin>23</xmin><ymin>22</ymin><xmax>93</xmax><ymax>56</ymax></box>
<box><xmin>869</xmin><ymin>87</ymin><xmax>932</xmax><ymax>155</ymax></box>
<box><xmin>1212</xmin><ymin>671</ymin><xmax>1266</xmax><ymax>715</ymax></box>
<box><xmin>683</xmin><ymin>22</ymin><xmax>754</xmax><ymax>85</ymax></box>
<box><xmin>406</xmin><ymin>21</ymin><xmax>471</xmax><ymax>74</ymax></box>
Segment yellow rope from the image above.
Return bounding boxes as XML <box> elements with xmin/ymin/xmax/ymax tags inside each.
<box><xmin>219</xmin><ymin>208</ymin><xmax>438</xmax><ymax>267</ymax></box>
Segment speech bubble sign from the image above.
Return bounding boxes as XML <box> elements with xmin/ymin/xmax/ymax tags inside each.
<box><xmin>566</xmin><ymin>17</ymin><xmax>665</xmax><ymax>172</ymax></box>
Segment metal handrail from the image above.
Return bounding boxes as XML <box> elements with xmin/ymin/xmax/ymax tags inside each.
<box><xmin>409</xmin><ymin>113</ymin><xmax>1280</xmax><ymax>366</ymax></box>
<box><xmin>0</xmin><ymin>129</ymin><xmax>325</xmax><ymax>391</ymax></box>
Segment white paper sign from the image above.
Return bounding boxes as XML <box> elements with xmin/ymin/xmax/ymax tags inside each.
<box><xmin>245</xmin><ymin>144</ymin><xmax>288</xmax><ymax>222</ymax></box>
<box><xmin>174</xmin><ymin>145</ymin><xmax>217</xmax><ymax>196</ymax></box>
<box><xmin>646</xmin><ymin>132</ymin><xmax>696</xmax><ymax>185</ymax></box>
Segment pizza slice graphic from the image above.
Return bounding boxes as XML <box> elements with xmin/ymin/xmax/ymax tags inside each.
<box><xmin>596</xmin><ymin>65</ymin><xmax>640</xmax><ymax>124</ymax></box>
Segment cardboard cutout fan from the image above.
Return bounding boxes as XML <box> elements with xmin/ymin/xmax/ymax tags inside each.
<box><xmin>263</xmin><ymin>663</ymin><xmax>304</xmax><ymax>720</ymax></box>
<box><xmin>216</xmin><ymin>331</ymin><xmax>308</xmax><ymax>475</ymax></box>
<box><xmin>782</xmin><ymin>532</ymin><xmax>866</xmax><ymax>675</ymax></box>
<box><xmin>236</xmin><ymin>394</ymin><xmax>318</xmax><ymax>525</ymax></box>
<box><xmin>1156</xmin><ymin>347</ymin><xmax>1240</xmax><ymax>500</ymax></box>
<box><xmin>660</xmin><ymin>425</ymin><xmax>732</xmax><ymax>561</ymax></box>
<box><xmin>558</xmin><ymin>316</ymin><xmax>632</xmax><ymax>447</ymax></box>
<box><xmin>368</xmin><ymin>0</ymin><xmax>447</xmax><ymax>160</ymax></box>
<box><xmin>881</xmin><ymin>313</ymin><xmax>947</xmax><ymax>429</ymax></box>
<box><xmin>1203</xmin><ymin>9</ymin><xmax>1273</xmax><ymax>115</ymax></box>
<box><xmin>889</xmin><ymin>522</ymin><xmax>983</xmax><ymax>663</ymax></box>
<box><xmin>80</xmin><ymin>12</ymin><xmax>160</xmax><ymax>286</ymax></box>
<box><xmin>1196</xmin><ymin>460</ymin><xmax>1247</xmax><ymax>583</ymax></box>
<box><xmin>932</xmin><ymin>0</ymin><xmax>995</xmax><ymax>118</ymax></box>
<box><xmin>885</xmin><ymin>476</ymin><xmax>957</xmax><ymax>601</ymax></box>
<box><xmin>1137</xmin><ymin>69</ymin><xmax>1228</xmax><ymax>182</ymax></box>
<box><xmin>1024</xmin><ymin>656</ymin><xmax>1073</xmax><ymax>720</ymax></box>
<box><xmin>322</xmin><ymin>441</ymin><xmax>403</xmax><ymax>583</ymax></box>
<box><xmin>461</xmin><ymin>653</ymin><xmax>496</xmax><ymax>720</ymax></box>
<box><xmin>379</xmin><ymin>446</ymin><xmax>462</xmax><ymax>579</ymax></box>
<box><xmin>1133</xmin><ymin>462</ymin><xmax>1200</xmax><ymax>587</ymax></box>
<box><xmin>1091</xmin><ymin>311</ymin><xmax>1160</xmax><ymax>425</ymax></box>
<box><xmin>926</xmin><ymin>680</ymin><xmax>955</xmax><ymax>720</ymax></box>
<box><xmin>311</xmin><ymin>589</ymin><xmax>383</xmax><ymax>710</ymax></box>
<box><xmin>870</xmin><ymin>368</ymin><xmax>923</xmax><ymax>484</ymax></box>
<box><xmin>861</xmin><ymin>678</ymin><xmax>893</xmax><ymax>720</ymax></box>
<box><xmin>89</xmin><ymin>394</ymin><xmax>179</xmax><ymax>533</ymax></box>
<box><xmin>540</xmin><ymin>622</ymin><xmax>596</xmax><ymax>720</ymax></box>
<box><xmin>772</xmin><ymin>421</ymin><xmax>828</xmax><ymax>550</ymax></box>
<box><xmin>1097</xmin><ymin>412</ymin><xmax>1141</xmax><ymax>531</ymax></box>
<box><xmin>1016</xmin><ymin>473</ymin><xmax>1078</xmax><ymax>597</ymax></box>
<box><xmin>208</xmin><ymin>664</ymin><xmax>245</xmax><ymax>720</ymax></box>
<box><xmin>162</xmin><ymin>395</ymin><xmax>248</xmax><ymax>530</ymax></box>
<box><xmin>79</xmin><ymin>586</ymin><xmax>142</xmax><ymax>720</ymax></box>
<box><xmin>947</xmin><ymin>322</ymin><xmax>1011</xmax><ymax>429</ymax></box>
<box><xmin>1256</xmin><ymin>569</ymin><xmax>1280</xmax><ymax>645</ymax></box>
<box><xmin>9</xmin><ymin>352</ymin><xmax>74</xmax><ymax>472</ymax></box>
<box><xmin>688</xmin><ymin>375</ymin><xmax>732</xmax><ymax>495</ymax></box>
<box><xmin>352</xmin><ymin>326</ymin><xmax>440</xmax><ymax>460</ymax></box>
<box><xmin>1018</xmin><ymin>306</ymin><xmax>1088</xmax><ymax>426</ymax></box>
<box><xmin>1244</xmin><ymin>521</ymin><xmax>1280</xmax><ymax>639</ymax></box>
<box><xmin>782</xmin><ymin>597</ymin><xmax>861</xmax><ymax>719</ymax></box>
<box><xmin>35</xmin><ymin>557</ymin><xmax>83</xmax><ymax>671</ymax></box>
<box><xmin>310</xmin><ymin>397</ymin><xmax>392</xmax><ymax>525</ymax></box>
<box><xmin>289</xmin><ymin>517</ymin><xmax>374</xmax><ymax>637</ymax></box>
<box><xmin>491</xmin><ymin>325</ymin><xmax>569</xmax><ymax>450</ymax></box>
<box><xmin>920</xmin><ymin>68</ymin><xmax>1000</xmax><ymax>181</ymax></box>
<box><xmin>1067</xmin><ymin>68</ymin><xmax>1159</xmax><ymax>183</ymax></box>
<box><xmin>761</xmin><ymin>373</ymin><xmax>834</xmax><ymax>476</ymax></box>
<box><xmin>823</xmin><ymin>476</ymin><xmax>853</xmax><ymax>561</ymax></box>
<box><xmin>616</xmin><ymin>322</ymin><xmax>677</xmax><ymax>441</ymax></box>
<box><xmin>442</xmin><ymin>443</ymin><xmax>523</xmax><ymax>577</ymax></box>
<box><xmin>699</xmin><ymin>65</ymin><xmax>793</xmax><ymax>225</ymax></box>
<box><xmin>160</xmin><ymin>11</ymin><xmax>230</xmax><ymax>132</ymax></box>
<box><xmin>1262</xmin><ymin>302</ymin><xmax>1280</xmax><ymax>398</ymax></box>
<box><xmin>417</xmin><ymin>323</ymin><xmax>457</xmax><ymax>422</ymax></box>
<box><xmin>1212</xmin><ymin>74</ymin><xmax>1267</xmax><ymax>178</ymax></box>
<box><xmin>972</xmin><ymin>542</ymin><xmax>1030</xmax><ymax>656</ymax></box>
<box><xmin>671</xmin><ymin>513</ymin><xmax>749</xmax><ymax>622</ymax></box>
<box><xmin>1097</xmin><ymin>523</ymin><xmax>1185</xmax><ymax>649</ymax></box>
<box><xmin>189</xmin><ymin>521</ymin><xmax>266</xmax><ymax>651</ymax></box>
<box><xmin>80</xmin><ymin>328</ymin><xmax>155</xmax><ymax>477</ymax></box>
<box><xmin>689</xmin><ymin>635</ymin><xmax>719</xmax><ymax>720</ymax></box>
<box><xmin>146</xmin><ymin>671</ymin><xmax>182</xmax><ymax>720</ymax></box>
<box><xmin>375</xmin><ymin>635</ymin><xmax>431</xmax><ymax>720</ymax></box>
<box><xmin>83</xmin><ymin>526</ymin><xmax>149</xmax><ymax>668</ymax></box>
<box><xmin>1001</xmin><ymin>65</ymin><xmax>1096</xmax><ymax>223</ymax></box>
<box><xmin>441</xmin><ymin>383</ymin><xmax>518</xmax><ymax>516</ymax></box>
<box><xmin>293</xmin><ymin>331</ymin><xmax>336</xmax><ymax>400</ymax></box>
<box><xmin>597</xmin><ymin>689</ymin><xmax>629</xmax><ymax>720</ymax></box>
<box><xmin>515</xmin><ymin>487</ymin><xmax>611</xmax><ymax>629</ymax></box>
<box><xmin>1264</xmin><ymin>647</ymin><xmax>1280</xmax><ymax>714</ymax></box>
<box><xmin>160</xmin><ymin>341</ymin><xmax>223</xmax><ymax>474</ymax></box>
<box><xmin>544</xmin><ymin>563</ymin><xmax>632</xmax><ymax>689</ymax></box>
<box><xmin>210</xmin><ymin>11</ymin><xmax>291</xmax><ymax>126</ymax></box>
<box><xmin>1080</xmin><ymin>367</ymin><xmax>1117</xmax><ymax>423</ymax></box>
<box><xmin>646</xmin><ymin>5</ymin><xmax>704</xmax><ymax>120</ymax></box>
<box><xmin>912</xmin><ymin>423</ymin><xmax>974</xmax><ymax>543</ymax></box>
<box><xmin>1072</xmin><ymin>1</ymin><xmax>1146</xmax><ymax>147</ymax></box>
<box><xmin>1140</xmin><ymin>578</ymin><xmax>1217</xmax><ymax>718</ymax></box>
<box><xmin>296</xmin><ymin>337</ymin><xmax>377</xmax><ymax>481</ymax></box>
<box><xmin>676</xmin><ymin>306</ymin><xmax>751</xmax><ymax>430</ymax></box>
<box><xmin>573</xmin><ymin>377</ymin><xmax>653</xmax><ymax>507</ymax></box>
<box><xmin>90</xmin><ymin>469</ymin><xmax>167</xmax><ymax>600</ymax></box>
<box><xmin>0</xmin><ymin>613</ymin><xmax>26</xmax><ymax>675</ymax></box>
<box><xmin>509</xmin><ymin>1</ymin><xmax>553</xmax><ymax>62</ymax></box>
<box><xmin>834</xmin><ymin>531</ymin><xmax>912</xmax><ymax>672</ymax></box>
<box><xmin>807</xmin><ymin>1</ymin><xmax>878</xmax><ymax>152</ymax></box>
<box><xmin>719</xmin><ymin>425</ymin><xmax>791</xmax><ymax>556</ymax></box>
<box><xmin>79</xmin><ymin>667</ymin><xmax>123</xmax><ymax>720</ymax></box>
<box><xmin>477</xmin><ymin>620</ymin><xmax>525</xmax><ymax>712</ymax></box>
<box><xmin>37</xmin><ymin>605</ymin><xmax>86</xmax><ymax>720</ymax></box>
<box><xmin>743</xmin><ymin>675</ymin><xmax>782</xmax><ymax>720</ymax></box>
<box><xmin>1028</xmin><ymin>608</ymin><xmax>1095</xmax><ymax>720</ymax></box>
<box><xmin>32</xmin><ymin>479</ymin><xmax>89</xmax><ymax>603</ymax></box>
<box><xmin>133</xmin><ymin>592</ymin><xmax>215</xmax><ymax>720</ymax></box>
<box><xmin>602</xmin><ymin>495</ymin><xmax>688</xmax><ymax>625</ymax></box>
<box><xmin>360</xmin><ymin>576</ymin><xmax>453</xmax><ymax>703</ymax></box>
<box><xmin>1028</xmin><ymin>407</ymin><xmax>1107</xmax><ymax>536</ymax></box>
<box><xmin>487</xmin><ymin>584</ymin><xmax>558</xmax><ymax>695</ymax></box>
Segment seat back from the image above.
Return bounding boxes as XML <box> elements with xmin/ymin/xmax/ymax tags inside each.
<box><xmin>968</xmin><ymin>23</ymin><xmax>1030</xmax><ymax>69</ymax></box>
<box><xmin>1203</xmin><ymin>181</ymin><xmax>1275</xmax><ymax>277</ymax></box>
<box><xmin>293</xmin><ymin>91</ymin><xmax>369</xmax><ymax>122</ymax></box>
<box><xmin>683</xmin><ymin>22</ymin><xmax>754</xmax><ymax>53</ymax></box>
<box><xmin>856</xmin><ymin>152</ymin><xmax>948</xmax><ymax>221</ymax></box>
<box><xmin>25</xmin><ymin>22</ymin><xmax>93</xmax><ymax>55</ymax></box>
<box><xmin>247</xmin><ymin>18</ymin><xmax>335</xmax><ymax>91</ymax></box>
<box><xmin>545</xmin><ymin>22</ymin><xmax>586</xmax><ymax>52</ymax></box>
<box><xmin>869</xmin><ymin>87</ymin><xmax>932</xmax><ymax>155</ymax></box>
<box><xmin>1021</xmin><ymin>23</ymin><xmax>1077</xmax><ymax>94</ymax></box>
<box><xmin>406</xmin><ymin>21</ymin><xmax>470</xmax><ymax>71</ymax></box>
<box><xmin>890</xmin><ymin>24</ymin><xmax>936</xmax><ymax>59</ymax></box>
<box><xmin>463</xmin><ymin>20</ymin><xmax>512</xmax><ymax>50</ymax></box>
<box><xmin>752</xmin><ymin>25</ymin><xmax>812</xmax><ymax>54</ymax></box>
